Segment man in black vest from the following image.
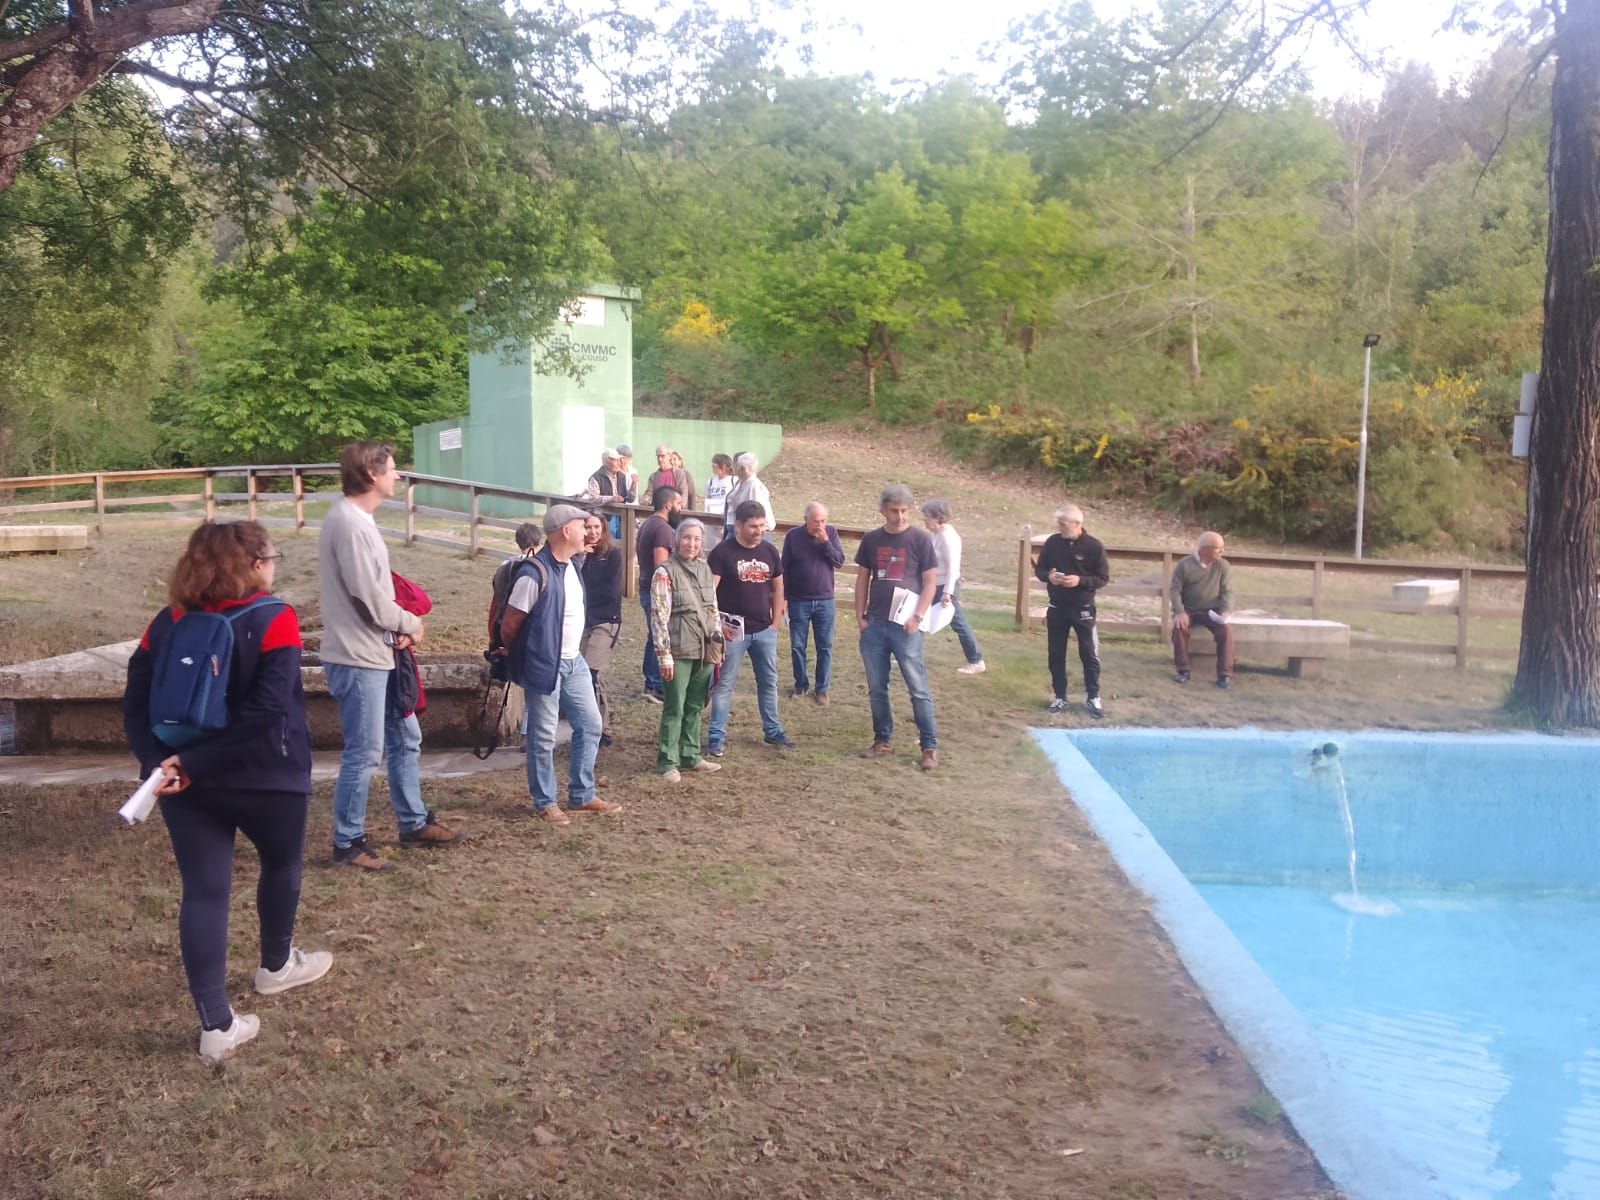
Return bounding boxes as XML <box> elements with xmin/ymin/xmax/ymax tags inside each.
<box><xmin>501</xmin><ymin>504</ymin><xmax>621</xmax><ymax>826</ymax></box>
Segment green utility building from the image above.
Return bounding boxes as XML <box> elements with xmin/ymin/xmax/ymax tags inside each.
<box><xmin>413</xmin><ymin>284</ymin><xmax>782</xmax><ymax>517</ymax></box>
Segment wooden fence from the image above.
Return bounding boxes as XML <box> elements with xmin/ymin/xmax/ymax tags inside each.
<box><xmin>0</xmin><ymin>464</ymin><xmax>880</xmax><ymax>600</ymax></box>
<box><xmin>1015</xmin><ymin>537</ymin><xmax>1527</xmax><ymax>670</ymax></box>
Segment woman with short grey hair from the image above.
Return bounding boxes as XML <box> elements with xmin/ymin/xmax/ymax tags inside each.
<box><xmin>922</xmin><ymin>499</ymin><xmax>985</xmax><ymax>674</ymax></box>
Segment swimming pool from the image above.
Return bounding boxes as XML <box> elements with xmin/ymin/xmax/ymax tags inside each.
<box><xmin>1035</xmin><ymin>729</ymin><xmax>1600</xmax><ymax>1200</ymax></box>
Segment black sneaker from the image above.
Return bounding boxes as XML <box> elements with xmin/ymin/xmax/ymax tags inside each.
<box><xmin>705</xmin><ymin>744</ymin><xmax>724</xmax><ymax>759</ymax></box>
<box><xmin>764</xmin><ymin>734</ymin><xmax>797</xmax><ymax>751</ymax></box>
<box><xmin>1048</xmin><ymin>697</ymin><xmax>1068</xmax><ymax>713</ymax></box>
<box><xmin>599</xmin><ymin>732</ymin><xmax>614</xmax><ymax>748</ymax></box>
<box><xmin>1174</xmin><ymin>671</ymin><xmax>1190</xmax><ymax>685</ymax></box>
<box><xmin>1086</xmin><ymin>697</ymin><xmax>1105</xmax><ymax>719</ymax></box>
<box><xmin>1216</xmin><ymin>677</ymin><xmax>1232</xmax><ymax>691</ymax></box>
<box><xmin>333</xmin><ymin>838</ymin><xmax>395</xmax><ymax>872</ymax></box>
<box><xmin>644</xmin><ymin>689</ymin><xmax>664</xmax><ymax>705</ymax></box>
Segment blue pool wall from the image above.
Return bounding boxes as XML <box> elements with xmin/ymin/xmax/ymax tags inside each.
<box><xmin>1034</xmin><ymin>728</ymin><xmax>1459</xmax><ymax>1200</ymax></box>
<box><xmin>1056</xmin><ymin>729</ymin><xmax>1600</xmax><ymax>894</ymax></box>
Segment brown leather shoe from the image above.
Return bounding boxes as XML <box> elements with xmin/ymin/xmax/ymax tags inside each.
<box><xmin>920</xmin><ymin>749</ymin><xmax>939</xmax><ymax>771</ymax></box>
<box><xmin>534</xmin><ymin>805</ymin><xmax>571</xmax><ymax>826</ymax></box>
<box><xmin>333</xmin><ymin>839</ymin><xmax>396</xmax><ymax>872</ymax></box>
<box><xmin>814</xmin><ymin>691</ymin><xmax>830</xmax><ymax>707</ymax></box>
<box><xmin>861</xmin><ymin>742</ymin><xmax>894</xmax><ymax>759</ymax></box>
<box><xmin>566</xmin><ymin>798</ymin><xmax>623</xmax><ymax>815</ymax></box>
<box><xmin>399</xmin><ymin>812</ymin><xmax>464</xmax><ymax>847</ymax></box>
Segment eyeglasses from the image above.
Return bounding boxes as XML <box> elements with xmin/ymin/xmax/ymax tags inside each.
<box><xmin>258</xmin><ymin>553</ymin><xmax>283</xmax><ymax>563</ymax></box>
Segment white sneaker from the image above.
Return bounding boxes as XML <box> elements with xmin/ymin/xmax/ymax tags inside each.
<box><xmin>661</xmin><ymin>768</ymin><xmax>682</xmax><ymax>783</ymax></box>
<box><xmin>957</xmin><ymin>661</ymin><xmax>986</xmax><ymax>675</ymax></box>
<box><xmin>692</xmin><ymin>760</ymin><xmax>723</xmax><ymax>772</ymax></box>
<box><xmin>1086</xmin><ymin>697</ymin><xmax>1105</xmax><ymax>719</ymax></box>
<box><xmin>198</xmin><ymin>1012</ymin><xmax>260</xmax><ymax>1064</ymax></box>
<box><xmin>254</xmin><ymin>947</ymin><xmax>334</xmax><ymax>996</ymax></box>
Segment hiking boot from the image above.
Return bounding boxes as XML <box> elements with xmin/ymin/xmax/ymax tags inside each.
<box><xmin>1086</xmin><ymin>696</ymin><xmax>1105</xmax><ymax>719</ymax></box>
<box><xmin>814</xmin><ymin>691</ymin><xmax>830</xmax><ymax>708</ymax></box>
<box><xmin>1217</xmin><ymin>677</ymin><xmax>1232</xmax><ymax>691</ymax></box>
<box><xmin>957</xmin><ymin>661</ymin><xmax>986</xmax><ymax>675</ymax></box>
<box><xmin>661</xmin><ymin>768</ymin><xmax>683</xmax><ymax>783</ymax></box>
<box><xmin>566</xmin><ymin>798</ymin><xmax>623</xmax><ymax>815</ymax></box>
<box><xmin>533</xmin><ymin>805</ymin><xmax>571</xmax><ymax>826</ymax></box>
<box><xmin>198</xmin><ymin>1012</ymin><xmax>259</xmax><ymax>1065</ymax></box>
<box><xmin>920</xmin><ymin>748</ymin><xmax>939</xmax><ymax>771</ymax></box>
<box><xmin>254</xmin><ymin>947</ymin><xmax>334</xmax><ymax>996</ymax></box>
<box><xmin>1048</xmin><ymin>697</ymin><xmax>1068</xmax><ymax>714</ymax></box>
<box><xmin>861</xmin><ymin>742</ymin><xmax>894</xmax><ymax>759</ymax></box>
<box><xmin>398</xmin><ymin>812</ymin><xmax>463</xmax><ymax>847</ymax></box>
<box><xmin>691</xmin><ymin>759</ymin><xmax>723</xmax><ymax>773</ymax></box>
<box><xmin>333</xmin><ymin>839</ymin><xmax>395</xmax><ymax>872</ymax></box>
<box><xmin>764</xmin><ymin>733</ymin><xmax>797</xmax><ymax>751</ymax></box>
<box><xmin>1174</xmin><ymin>671</ymin><xmax>1191</xmax><ymax>685</ymax></box>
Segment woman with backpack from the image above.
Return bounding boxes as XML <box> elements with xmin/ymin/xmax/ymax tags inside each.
<box><xmin>580</xmin><ymin>511</ymin><xmax>624</xmax><ymax>747</ymax></box>
<box><xmin>122</xmin><ymin>520</ymin><xmax>331</xmax><ymax>1064</ymax></box>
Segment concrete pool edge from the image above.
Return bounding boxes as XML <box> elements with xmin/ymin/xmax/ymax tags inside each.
<box><xmin>1032</xmin><ymin>729</ymin><xmax>1447</xmax><ymax>1200</ymax></box>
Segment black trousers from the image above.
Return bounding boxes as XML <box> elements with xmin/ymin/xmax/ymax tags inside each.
<box><xmin>1046</xmin><ymin>602</ymin><xmax>1101</xmax><ymax>700</ymax></box>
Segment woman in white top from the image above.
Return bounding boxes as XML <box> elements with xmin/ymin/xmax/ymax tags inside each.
<box><xmin>921</xmin><ymin>499</ymin><xmax>985</xmax><ymax>673</ymax></box>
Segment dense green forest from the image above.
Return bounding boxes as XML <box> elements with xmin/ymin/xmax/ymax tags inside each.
<box><xmin>0</xmin><ymin>0</ymin><xmax>1554</xmax><ymax>553</ymax></box>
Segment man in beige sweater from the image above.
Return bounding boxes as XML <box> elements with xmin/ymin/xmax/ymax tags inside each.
<box><xmin>1169</xmin><ymin>530</ymin><xmax>1234</xmax><ymax>690</ymax></box>
<box><xmin>319</xmin><ymin>441</ymin><xmax>463</xmax><ymax>870</ymax></box>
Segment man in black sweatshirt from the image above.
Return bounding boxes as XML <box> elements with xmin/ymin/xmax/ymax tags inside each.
<box><xmin>1034</xmin><ymin>504</ymin><xmax>1111</xmax><ymax>717</ymax></box>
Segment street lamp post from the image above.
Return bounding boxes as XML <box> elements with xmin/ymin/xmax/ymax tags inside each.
<box><xmin>1354</xmin><ymin>332</ymin><xmax>1380</xmax><ymax>559</ymax></box>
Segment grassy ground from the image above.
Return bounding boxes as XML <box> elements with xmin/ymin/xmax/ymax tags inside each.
<box><xmin>0</xmin><ymin>428</ymin><xmax>1525</xmax><ymax>1200</ymax></box>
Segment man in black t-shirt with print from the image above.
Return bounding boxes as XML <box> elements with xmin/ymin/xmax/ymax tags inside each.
<box><xmin>637</xmin><ymin>486</ymin><xmax>681</xmax><ymax>702</ymax></box>
<box><xmin>704</xmin><ymin>500</ymin><xmax>793</xmax><ymax>756</ymax></box>
<box><xmin>854</xmin><ymin>483</ymin><xmax>940</xmax><ymax>770</ymax></box>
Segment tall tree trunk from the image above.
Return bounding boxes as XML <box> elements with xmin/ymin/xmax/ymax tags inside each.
<box><xmin>1513</xmin><ymin>0</ymin><xmax>1600</xmax><ymax>726</ymax></box>
<box><xmin>1183</xmin><ymin>174</ymin><xmax>1202</xmax><ymax>387</ymax></box>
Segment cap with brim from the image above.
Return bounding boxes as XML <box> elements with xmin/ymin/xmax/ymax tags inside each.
<box><xmin>602</xmin><ymin>449</ymin><xmax>621</xmax><ymax>462</ymax></box>
<box><xmin>543</xmin><ymin>503</ymin><xmax>589</xmax><ymax>534</ymax></box>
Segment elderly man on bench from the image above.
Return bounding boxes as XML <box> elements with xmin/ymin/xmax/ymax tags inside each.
<box><xmin>1170</xmin><ymin>530</ymin><xmax>1234</xmax><ymax>691</ymax></box>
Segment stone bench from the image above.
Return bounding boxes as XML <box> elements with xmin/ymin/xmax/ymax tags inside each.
<box><xmin>1392</xmin><ymin>578</ymin><xmax>1459</xmax><ymax>606</ymax></box>
<box><xmin>0</xmin><ymin>525</ymin><xmax>89</xmax><ymax>553</ymax></box>
<box><xmin>0</xmin><ymin>641</ymin><xmax>501</xmax><ymax>753</ymax></box>
<box><xmin>1183</xmin><ymin>616</ymin><xmax>1350</xmax><ymax>678</ymax></box>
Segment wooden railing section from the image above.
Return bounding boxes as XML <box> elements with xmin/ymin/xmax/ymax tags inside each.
<box><xmin>1015</xmin><ymin>537</ymin><xmax>1526</xmax><ymax>670</ymax></box>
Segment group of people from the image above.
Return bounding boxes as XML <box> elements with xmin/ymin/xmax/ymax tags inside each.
<box><xmin>582</xmin><ymin>442</ymin><xmax>767</xmax><ymax>525</ymax></box>
<box><xmin>120</xmin><ymin>437</ymin><xmax>1236</xmax><ymax>1065</ymax></box>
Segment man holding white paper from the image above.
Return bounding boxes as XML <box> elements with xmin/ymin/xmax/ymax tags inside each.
<box><xmin>855</xmin><ymin>484</ymin><xmax>940</xmax><ymax>770</ymax></box>
<box><xmin>1169</xmin><ymin>530</ymin><xmax>1235</xmax><ymax>690</ymax></box>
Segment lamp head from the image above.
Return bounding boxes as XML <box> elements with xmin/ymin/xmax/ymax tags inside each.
<box><xmin>1363</xmin><ymin>333</ymin><xmax>1381</xmax><ymax>349</ymax></box>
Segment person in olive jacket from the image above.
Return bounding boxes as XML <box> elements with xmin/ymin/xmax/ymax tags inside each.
<box><xmin>1033</xmin><ymin>504</ymin><xmax>1111</xmax><ymax>717</ymax></box>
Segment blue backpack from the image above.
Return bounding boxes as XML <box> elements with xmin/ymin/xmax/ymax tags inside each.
<box><xmin>149</xmin><ymin>596</ymin><xmax>284</xmax><ymax>748</ymax></box>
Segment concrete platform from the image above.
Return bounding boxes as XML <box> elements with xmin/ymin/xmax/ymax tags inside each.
<box><xmin>0</xmin><ymin>524</ymin><xmax>89</xmax><ymax>553</ymax></box>
<box><xmin>0</xmin><ymin>641</ymin><xmax>510</xmax><ymax>753</ymax></box>
<box><xmin>1186</xmin><ymin>615</ymin><xmax>1350</xmax><ymax>678</ymax></box>
<box><xmin>1392</xmin><ymin>578</ymin><xmax>1459</xmax><ymax>606</ymax></box>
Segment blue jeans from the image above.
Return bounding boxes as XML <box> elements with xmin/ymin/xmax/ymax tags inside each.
<box><xmin>640</xmin><ymin>591</ymin><xmax>662</xmax><ymax>693</ymax></box>
<box><xmin>788</xmin><ymin>597</ymin><xmax>836</xmax><ymax>695</ymax></box>
<box><xmin>860</xmin><ymin>618</ymin><xmax>937</xmax><ymax>750</ymax></box>
<box><xmin>524</xmin><ymin>655</ymin><xmax>602</xmax><ymax>810</ymax></box>
<box><xmin>932</xmin><ymin>583</ymin><xmax>983</xmax><ymax>665</ymax></box>
<box><xmin>326</xmin><ymin>662</ymin><xmax>428</xmax><ymax>849</ymax></box>
<box><xmin>707</xmin><ymin>625</ymin><xmax>784</xmax><ymax>751</ymax></box>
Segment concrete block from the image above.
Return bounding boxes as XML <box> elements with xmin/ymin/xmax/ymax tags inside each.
<box><xmin>1392</xmin><ymin>578</ymin><xmax>1459</xmax><ymax>606</ymax></box>
<box><xmin>0</xmin><ymin>525</ymin><xmax>89</xmax><ymax>553</ymax></box>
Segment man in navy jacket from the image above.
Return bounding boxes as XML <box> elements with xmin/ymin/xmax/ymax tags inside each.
<box><xmin>780</xmin><ymin>500</ymin><xmax>846</xmax><ymax>705</ymax></box>
<box><xmin>1034</xmin><ymin>503</ymin><xmax>1111</xmax><ymax>717</ymax></box>
<box><xmin>501</xmin><ymin>504</ymin><xmax>622</xmax><ymax>826</ymax></box>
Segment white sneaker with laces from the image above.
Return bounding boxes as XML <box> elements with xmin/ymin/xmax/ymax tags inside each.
<box><xmin>957</xmin><ymin>661</ymin><xmax>986</xmax><ymax>675</ymax></box>
<box><xmin>254</xmin><ymin>947</ymin><xmax>334</xmax><ymax>996</ymax></box>
<box><xmin>198</xmin><ymin>1012</ymin><xmax>260</xmax><ymax>1064</ymax></box>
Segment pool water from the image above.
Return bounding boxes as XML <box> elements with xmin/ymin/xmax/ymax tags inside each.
<box><xmin>1036</xmin><ymin>729</ymin><xmax>1600</xmax><ymax>1200</ymax></box>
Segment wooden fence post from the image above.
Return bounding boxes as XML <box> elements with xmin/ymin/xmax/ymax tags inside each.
<box><xmin>405</xmin><ymin>479</ymin><xmax>417</xmax><ymax>545</ymax></box>
<box><xmin>93</xmin><ymin>473</ymin><xmax>105</xmax><ymax>536</ymax></box>
<box><xmin>1159</xmin><ymin>552</ymin><xmax>1174</xmax><ymax>642</ymax></box>
<box><xmin>1016</xmin><ymin>536</ymin><xmax>1031</xmax><ymax>627</ymax></box>
<box><xmin>247</xmin><ymin>469</ymin><xmax>258</xmax><ymax>521</ymax></box>
<box><xmin>468</xmin><ymin>487</ymin><xmax>481</xmax><ymax>560</ymax></box>
<box><xmin>203</xmin><ymin>472</ymin><xmax>215</xmax><ymax>522</ymax></box>
<box><xmin>621</xmin><ymin>505</ymin><xmax>638</xmax><ymax>598</ymax></box>
<box><xmin>293</xmin><ymin>468</ymin><xmax>305</xmax><ymax>529</ymax></box>
<box><xmin>1456</xmin><ymin>566</ymin><xmax>1472</xmax><ymax>670</ymax></box>
<box><xmin>1312</xmin><ymin>558</ymin><xmax>1325</xmax><ymax>618</ymax></box>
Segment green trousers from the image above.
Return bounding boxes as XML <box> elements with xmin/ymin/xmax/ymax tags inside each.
<box><xmin>657</xmin><ymin>658</ymin><xmax>715</xmax><ymax>771</ymax></box>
